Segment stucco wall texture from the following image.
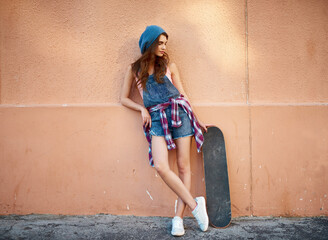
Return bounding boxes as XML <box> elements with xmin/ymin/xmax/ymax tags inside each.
<box><xmin>0</xmin><ymin>0</ymin><xmax>327</xmax><ymax>217</ymax></box>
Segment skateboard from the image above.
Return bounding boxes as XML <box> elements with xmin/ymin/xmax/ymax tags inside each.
<box><xmin>202</xmin><ymin>126</ymin><xmax>231</xmax><ymax>228</ymax></box>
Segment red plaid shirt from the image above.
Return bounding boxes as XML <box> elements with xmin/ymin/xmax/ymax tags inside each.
<box><xmin>143</xmin><ymin>94</ymin><xmax>204</xmax><ymax>167</ymax></box>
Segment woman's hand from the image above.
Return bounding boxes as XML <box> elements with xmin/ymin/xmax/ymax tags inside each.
<box><xmin>198</xmin><ymin>120</ymin><xmax>211</xmax><ymax>133</ymax></box>
<box><xmin>141</xmin><ymin>107</ymin><xmax>152</xmax><ymax>128</ymax></box>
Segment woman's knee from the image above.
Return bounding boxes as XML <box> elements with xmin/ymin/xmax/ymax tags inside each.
<box><xmin>151</xmin><ymin>136</ymin><xmax>170</xmax><ymax>175</ymax></box>
<box><xmin>154</xmin><ymin>162</ymin><xmax>170</xmax><ymax>176</ymax></box>
<box><xmin>177</xmin><ymin>157</ymin><xmax>191</xmax><ymax>175</ymax></box>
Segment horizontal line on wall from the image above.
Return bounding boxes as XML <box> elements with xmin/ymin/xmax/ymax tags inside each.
<box><xmin>1</xmin><ymin>102</ymin><xmax>328</xmax><ymax>108</ymax></box>
<box><xmin>194</xmin><ymin>102</ymin><xmax>328</xmax><ymax>106</ymax></box>
<box><xmin>0</xmin><ymin>103</ymin><xmax>122</xmax><ymax>108</ymax></box>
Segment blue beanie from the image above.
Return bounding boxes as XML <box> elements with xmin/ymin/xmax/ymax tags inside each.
<box><xmin>139</xmin><ymin>25</ymin><xmax>166</xmax><ymax>54</ymax></box>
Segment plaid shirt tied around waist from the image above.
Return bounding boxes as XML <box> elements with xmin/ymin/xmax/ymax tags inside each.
<box><xmin>143</xmin><ymin>94</ymin><xmax>204</xmax><ymax>167</ymax></box>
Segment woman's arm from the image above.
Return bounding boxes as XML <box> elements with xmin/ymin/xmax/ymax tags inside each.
<box><xmin>120</xmin><ymin>65</ymin><xmax>152</xmax><ymax>128</ymax></box>
<box><xmin>169</xmin><ymin>62</ymin><xmax>209</xmax><ymax>132</ymax></box>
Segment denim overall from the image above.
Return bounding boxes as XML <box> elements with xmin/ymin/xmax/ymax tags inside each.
<box><xmin>143</xmin><ymin>74</ymin><xmax>194</xmax><ymax>139</ymax></box>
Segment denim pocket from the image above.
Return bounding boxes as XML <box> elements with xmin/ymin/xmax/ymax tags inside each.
<box><xmin>150</xmin><ymin>111</ymin><xmax>161</xmax><ymax>121</ymax></box>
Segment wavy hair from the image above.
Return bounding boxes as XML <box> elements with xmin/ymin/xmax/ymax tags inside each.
<box><xmin>131</xmin><ymin>33</ymin><xmax>169</xmax><ymax>92</ymax></box>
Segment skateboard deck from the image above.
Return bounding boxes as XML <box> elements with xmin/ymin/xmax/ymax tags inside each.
<box><xmin>202</xmin><ymin>126</ymin><xmax>231</xmax><ymax>228</ymax></box>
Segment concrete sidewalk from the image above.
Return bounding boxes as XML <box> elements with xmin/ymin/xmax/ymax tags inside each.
<box><xmin>0</xmin><ymin>214</ymin><xmax>327</xmax><ymax>240</ymax></box>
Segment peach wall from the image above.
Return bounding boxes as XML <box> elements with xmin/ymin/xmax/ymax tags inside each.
<box><xmin>0</xmin><ymin>0</ymin><xmax>327</xmax><ymax>217</ymax></box>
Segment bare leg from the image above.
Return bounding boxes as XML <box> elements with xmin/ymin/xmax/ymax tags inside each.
<box><xmin>174</xmin><ymin>136</ymin><xmax>192</xmax><ymax>218</ymax></box>
<box><xmin>152</xmin><ymin>136</ymin><xmax>197</xmax><ymax>211</ymax></box>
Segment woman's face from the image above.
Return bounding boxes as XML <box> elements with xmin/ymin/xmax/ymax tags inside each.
<box><xmin>154</xmin><ymin>34</ymin><xmax>167</xmax><ymax>57</ymax></box>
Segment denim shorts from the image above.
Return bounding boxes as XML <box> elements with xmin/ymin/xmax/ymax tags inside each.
<box><xmin>149</xmin><ymin>105</ymin><xmax>194</xmax><ymax>140</ymax></box>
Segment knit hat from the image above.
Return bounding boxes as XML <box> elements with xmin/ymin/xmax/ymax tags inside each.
<box><xmin>139</xmin><ymin>25</ymin><xmax>166</xmax><ymax>54</ymax></box>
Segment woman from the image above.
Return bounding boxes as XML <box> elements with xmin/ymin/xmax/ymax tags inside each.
<box><xmin>120</xmin><ymin>25</ymin><xmax>209</xmax><ymax>236</ymax></box>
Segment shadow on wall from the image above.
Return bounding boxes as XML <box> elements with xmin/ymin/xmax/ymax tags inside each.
<box><xmin>116</xmin><ymin>37</ymin><xmax>143</xmax><ymax>106</ymax></box>
<box><xmin>115</xmin><ymin>1</ymin><xmax>245</xmax><ymax>104</ymax></box>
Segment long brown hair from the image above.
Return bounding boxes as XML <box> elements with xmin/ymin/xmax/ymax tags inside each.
<box><xmin>131</xmin><ymin>33</ymin><xmax>169</xmax><ymax>92</ymax></box>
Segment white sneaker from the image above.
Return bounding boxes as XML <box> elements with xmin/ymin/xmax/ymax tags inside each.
<box><xmin>171</xmin><ymin>216</ymin><xmax>185</xmax><ymax>236</ymax></box>
<box><xmin>191</xmin><ymin>196</ymin><xmax>209</xmax><ymax>231</ymax></box>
